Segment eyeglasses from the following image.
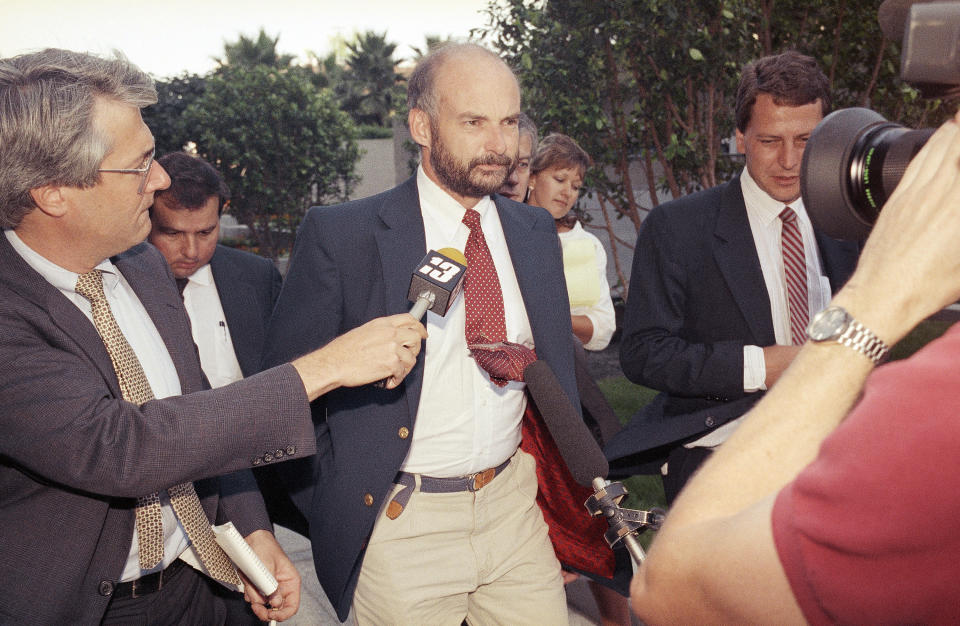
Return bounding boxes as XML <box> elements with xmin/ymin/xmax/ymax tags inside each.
<box><xmin>97</xmin><ymin>149</ymin><xmax>155</xmax><ymax>194</ymax></box>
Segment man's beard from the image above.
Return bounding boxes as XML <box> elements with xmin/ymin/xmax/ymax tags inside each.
<box><xmin>429</xmin><ymin>128</ymin><xmax>515</xmax><ymax>199</ymax></box>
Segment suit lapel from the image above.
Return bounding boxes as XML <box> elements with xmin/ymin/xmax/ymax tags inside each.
<box><xmin>711</xmin><ymin>178</ymin><xmax>776</xmax><ymax>345</ymax></box>
<box><xmin>114</xmin><ymin>244</ymin><xmax>204</xmax><ymax>394</ymax></box>
<box><xmin>815</xmin><ymin>231</ymin><xmax>860</xmax><ymax>293</ymax></box>
<box><xmin>210</xmin><ymin>249</ymin><xmax>259</xmax><ymax>376</ymax></box>
<box><xmin>497</xmin><ymin>196</ymin><xmax>552</xmax><ymax>345</ymax></box>
<box><xmin>0</xmin><ymin>234</ymin><xmax>123</xmax><ymax>395</ymax></box>
<box><xmin>373</xmin><ymin>176</ymin><xmax>428</xmax><ymax>419</ymax></box>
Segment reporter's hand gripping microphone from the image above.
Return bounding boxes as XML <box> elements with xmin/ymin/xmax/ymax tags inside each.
<box><xmin>376</xmin><ymin>248</ymin><xmax>467</xmax><ymax>387</ymax></box>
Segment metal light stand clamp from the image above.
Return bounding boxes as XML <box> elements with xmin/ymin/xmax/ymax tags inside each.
<box><xmin>586</xmin><ymin>477</ymin><xmax>666</xmax><ymax>564</ymax></box>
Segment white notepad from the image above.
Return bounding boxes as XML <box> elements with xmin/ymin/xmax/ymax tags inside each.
<box><xmin>212</xmin><ymin>522</ymin><xmax>279</xmax><ymax>596</ymax></box>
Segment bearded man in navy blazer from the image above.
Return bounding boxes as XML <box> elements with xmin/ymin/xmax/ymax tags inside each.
<box><xmin>606</xmin><ymin>51</ymin><xmax>859</xmax><ymax>503</ymax></box>
<box><xmin>264</xmin><ymin>43</ymin><xmax>580</xmax><ymax>624</ymax></box>
<box><xmin>0</xmin><ymin>48</ymin><xmax>424</xmax><ymax>625</ymax></box>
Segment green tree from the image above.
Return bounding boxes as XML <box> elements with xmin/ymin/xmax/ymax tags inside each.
<box><xmin>301</xmin><ymin>50</ymin><xmax>346</xmax><ymax>90</ymax></box>
<box><xmin>181</xmin><ymin>65</ymin><xmax>360</xmax><ymax>261</ymax></box>
<box><xmin>479</xmin><ymin>0</ymin><xmax>943</xmax><ymax>294</ymax></box>
<box><xmin>215</xmin><ymin>28</ymin><xmax>296</xmax><ymax>69</ymax></box>
<box><xmin>481</xmin><ymin>0</ymin><xmax>746</xmax><ymax>290</ymax></box>
<box><xmin>750</xmin><ymin>0</ymin><xmax>944</xmax><ymax>127</ymax></box>
<box><xmin>336</xmin><ymin>31</ymin><xmax>405</xmax><ymax>128</ymax></box>
<box><xmin>143</xmin><ymin>73</ymin><xmax>208</xmax><ymax>156</ymax></box>
<box><xmin>410</xmin><ymin>35</ymin><xmax>451</xmax><ymax>61</ymax></box>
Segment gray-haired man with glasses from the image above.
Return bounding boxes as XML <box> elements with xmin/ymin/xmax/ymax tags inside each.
<box><xmin>0</xmin><ymin>48</ymin><xmax>425</xmax><ymax>625</ymax></box>
<box><xmin>98</xmin><ymin>148</ymin><xmax>156</xmax><ymax>194</ymax></box>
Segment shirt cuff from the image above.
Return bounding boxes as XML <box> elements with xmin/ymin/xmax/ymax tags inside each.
<box><xmin>743</xmin><ymin>344</ymin><xmax>767</xmax><ymax>392</ymax></box>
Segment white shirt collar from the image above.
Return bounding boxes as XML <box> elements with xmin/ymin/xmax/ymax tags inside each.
<box><xmin>416</xmin><ymin>165</ymin><xmax>495</xmax><ymax>222</ymax></box>
<box><xmin>5</xmin><ymin>229</ymin><xmax>118</xmax><ymax>293</ymax></box>
<box><xmin>182</xmin><ymin>263</ymin><xmax>214</xmax><ymax>287</ymax></box>
<box><xmin>739</xmin><ymin>166</ymin><xmax>807</xmax><ymax>226</ymax></box>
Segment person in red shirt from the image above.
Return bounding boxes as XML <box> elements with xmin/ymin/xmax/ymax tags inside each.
<box><xmin>629</xmin><ymin>107</ymin><xmax>960</xmax><ymax>624</ymax></box>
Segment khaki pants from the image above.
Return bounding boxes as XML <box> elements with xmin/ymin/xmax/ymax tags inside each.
<box><xmin>353</xmin><ymin>449</ymin><xmax>568</xmax><ymax>625</ymax></box>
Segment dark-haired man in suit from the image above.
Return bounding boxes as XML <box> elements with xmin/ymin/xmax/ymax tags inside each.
<box><xmin>606</xmin><ymin>51</ymin><xmax>860</xmax><ymax>503</ymax></box>
<box><xmin>149</xmin><ymin>153</ymin><xmax>310</xmax><ymax>538</ymax></box>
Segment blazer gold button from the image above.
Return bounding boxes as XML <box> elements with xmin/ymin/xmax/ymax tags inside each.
<box><xmin>98</xmin><ymin>580</ymin><xmax>114</xmax><ymax>596</ymax></box>
<box><xmin>398</xmin><ymin>427</ymin><xmax>410</xmax><ymax>439</ymax></box>
<box><xmin>274</xmin><ymin>449</ymin><xmax>284</xmax><ymax>458</ymax></box>
<box><xmin>363</xmin><ymin>493</ymin><xmax>374</xmax><ymax>506</ymax></box>
<box><xmin>263</xmin><ymin>452</ymin><xmax>274</xmax><ymax>462</ymax></box>
<box><xmin>252</xmin><ymin>457</ymin><xmax>262</xmax><ymax>466</ymax></box>
<box><xmin>286</xmin><ymin>445</ymin><xmax>296</xmax><ymax>455</ymax></box>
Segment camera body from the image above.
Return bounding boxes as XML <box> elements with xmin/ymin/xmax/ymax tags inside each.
<box><xmin>801</xmin><ymin>1</ymin><xmax>960</xmax><ymax>240</ymax></box>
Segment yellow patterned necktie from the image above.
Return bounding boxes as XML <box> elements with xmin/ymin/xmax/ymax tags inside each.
<box><xmin>75</xmin><ymin>270</ymin><xmax>240</xmax><ymax>587</ymax></box>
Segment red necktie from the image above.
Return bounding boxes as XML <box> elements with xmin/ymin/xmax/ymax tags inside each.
<box><xmin>780</xmin><ymin>207</ymin><xmax>809</xmax><ymax>345</ymax></box>
<box><xmin>461</xmin><ymin>208</ymin><xmax>535</xmax><ymax>385</ymax></box>
<box><xmin>460</xmin><ymin>212</ymin><xmax>615</xmax><ymax>580</ymax></box>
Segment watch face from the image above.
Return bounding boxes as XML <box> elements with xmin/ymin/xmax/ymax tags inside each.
<box><xmin>809</xmin><ymin>306</ymin><xmax>849</xmax><ymax>341</ymax></box>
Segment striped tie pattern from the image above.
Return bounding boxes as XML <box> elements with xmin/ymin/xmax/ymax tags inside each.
<box><xmin>75</xmin><ymin>270</ymin><xmax>240</xmax><ymax>587</ymax></box>
<box><xmin>779</xmin><ymin>207</ymin><xmax>809</xmax><ymax>345</ymax></box>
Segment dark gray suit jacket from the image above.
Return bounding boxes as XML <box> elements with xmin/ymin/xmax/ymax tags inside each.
<box><xmin>0</xmin><ymin>236</ymin><xmax>315</xmax><ymax>624</ymax></box>
<box><xmin>206</xmin><ymin>244</ymin><xmax>309</xmax><ymax>534</ymax></box>
<box><xmin>606</xmin><ymin>176</ymin><xmax>860</xmax><ymax>474</ymax></box>
<box><xmin>263</xmin><ymin>176</ymin><xmax>580</xmax><ymax>620</ymax></box>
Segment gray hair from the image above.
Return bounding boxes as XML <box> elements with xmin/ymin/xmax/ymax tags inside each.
<box><xmin>406</xmin><ymin>43</ymin><xmax>508</xmax><ymax>119</ymax></box>
<box><xmin>518</xmin><ymin>112</ymin><xmax>538</xmax><ymax>155</ymax></box>
<box><xmin>0</xmin><ymin>48</ymin><xmax>156</xmax><ymax>228</ymax></box>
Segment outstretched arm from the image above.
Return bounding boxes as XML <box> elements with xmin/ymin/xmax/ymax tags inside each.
<box><xmin>631</xmin><ymin>110</ymin><xmax>960</xmax><ymax>624</ymax></box>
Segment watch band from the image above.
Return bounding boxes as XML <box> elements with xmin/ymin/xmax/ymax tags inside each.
<box><xmin>836</xmin><ymin>317</ymin><xmax>889</xmax><ymax>365</ymax></box>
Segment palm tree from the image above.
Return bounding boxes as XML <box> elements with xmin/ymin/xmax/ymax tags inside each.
<box><xmin>410</xmin><ymin>35</ymin><xmax>450</xmax><ymax>61</ymax></box>
<box><xmin>215</xmin><ymin>29</ymin><xmax>295</xmax><ymax>69</ymax></box>
<box><xmin>337</xmin><ymin>31</ymin><xmax>404</xmax><ymax>127</ymax></box>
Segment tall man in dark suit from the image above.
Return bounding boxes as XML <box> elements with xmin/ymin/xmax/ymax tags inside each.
<box><xmin>148</xmin><ymin>153</ymin><xmax>309</xmax><ymax>537</ymax></box>
<box><xmin>0</xmin><ymin>48</ymin><xmax>424</xmax><ymax>625</ymax></box>
<box><xmin>264</xmin><ymin>43</ymin><xmax>580</xmax><ymax>624</ymax></box>
<box><xmin>606</xmin><ymin>51</ymin><xmax>859</xmax><ymax>503</ymax></box>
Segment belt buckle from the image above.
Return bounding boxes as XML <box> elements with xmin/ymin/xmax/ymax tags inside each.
<box><xmin>470</xmin><ymin>468</ymin><xmax>496</xmax><ymax>491</ymax></box>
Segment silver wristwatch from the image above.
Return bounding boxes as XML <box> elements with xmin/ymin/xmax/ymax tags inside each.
<box><xmin>807</xmin><ymin>306</ymin><xmax>890</xmax><ymax>365</ymax></box>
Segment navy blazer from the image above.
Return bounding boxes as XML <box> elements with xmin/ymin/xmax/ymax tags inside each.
<box><xmin>0</xmin><ymin>237</ymin><xmax>314</xmax><ymax>624</ymax></box>
<box><xmin>263</xmin><ymin>176</ymin><xmax>579</xmax><ymax>620</ymax></box>
<box><xmin>606</xmin><ymin>176</ymin><xmax>860</xmax><ymax>474</ymax></box>
<box><xmin>210</xmin><ymin>244</ymin><xmax>282</xmax><ymax>377</ymax></box>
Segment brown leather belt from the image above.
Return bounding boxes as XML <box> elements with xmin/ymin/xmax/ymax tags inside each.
<box><xmin>388</xmin><ymin>457</ymin><xmax>512</xmax><ymax>519</ymax></box>
<box><xmin>112</xmin><ymin>559</ymin><xmax>188</xmax><ymax>599</ymax></box>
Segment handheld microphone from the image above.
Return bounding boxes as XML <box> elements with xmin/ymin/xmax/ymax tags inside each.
<box><xmin>523</xmin><ymin>359</ymin><xmax>609</xmax><ymax>485</ymax></box>
<box><xmin>406</xmin><ymin>247</ymin><xmax>468</xmax><ymax>319</ymax></box>
<box><xmin>376</xmin><ymin>248</ymin><xmax>467</xmax><ymax>388</ymax></box>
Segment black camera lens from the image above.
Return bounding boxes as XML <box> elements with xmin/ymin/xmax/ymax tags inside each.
<box><xmin>801</xmin><ymin>107</ymin><xmax>934</xmax><ymax>240</ymax></box>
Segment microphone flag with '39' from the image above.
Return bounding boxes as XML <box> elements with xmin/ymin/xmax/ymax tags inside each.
<box><xmin>406</xmin><ymin>248</ymin><xmax>468</xmax><ymax>319</ymax></box>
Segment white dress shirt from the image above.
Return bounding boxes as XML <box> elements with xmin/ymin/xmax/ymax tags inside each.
<box><xmin>5</xmin><ymin>230</ymin><xmax>190</xmax><ymax>582</ymax></box>
<box><xmin>740</xmin><ymin>166</ymin><xmax>832</xmax><ymax>391</ymax></box>
<box><xmin>686</xmin><ymin>169</ymin><xmax>831</xmax><ymax>449</ymax></box>
<box><xmin>180</xmin><ymin>264</ymin><xmax>244</xmax><ymax>389</ymax></box>
<box><xmin>400</xmin><ymin>166</ymin><xmax>534</xmax><ymax>477</ymax></box>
